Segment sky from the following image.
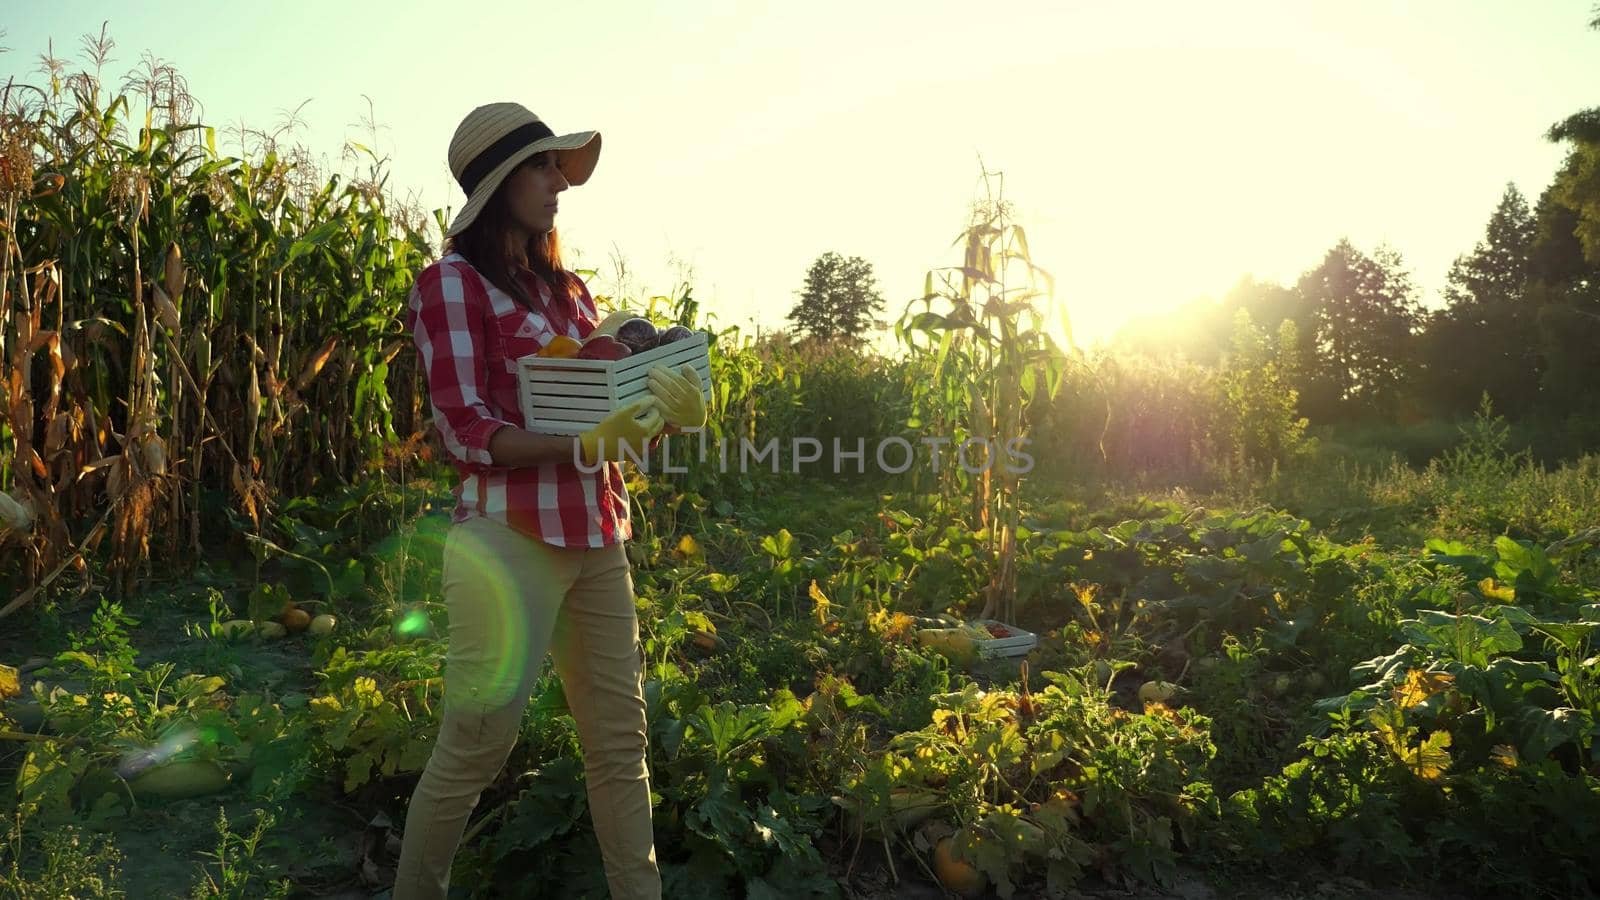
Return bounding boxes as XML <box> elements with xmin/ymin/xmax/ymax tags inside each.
<box><xmin>4</xmin><ymin>1</ymin><xmax>1598</xmax><ymax>348</ymax></box>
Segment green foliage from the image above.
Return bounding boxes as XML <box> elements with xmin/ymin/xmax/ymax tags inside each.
<box><xmin>66</xmin><ymin>600</ymin><xmax>141</xmax><ymax>688</ymax></box>
<box><xmin>188</xmin><ymin>807</ymin><xmax>291</xmax><ymax>899</ymax></box>
<box><xmin>306</xmin><ymin>670</ymin><xmax>436</xmax><ymax>793</ymax></box>
<box><xmin>1225</xmin><ymin>717</ymin><xmax>1417</xmax><ymax>870</ymax></box>
<box><xmin>1</xmin><ymin>816</ymin><xmax>125</xmax><ymax>900</ymax></box>
<box><xmin>1037</xmin><ymin>351</ymin><xmax>1215</xmax><ymax>484</ymax></box>
<box><xmin>1212</xmin><ymin>310</ymin><xmax>1309</xmax><ymax>470</ymax></box>
<box><xmin>1547</xmin><ymin>116</ymin><xmax>1600</xmax><ymax>266</ymax></box>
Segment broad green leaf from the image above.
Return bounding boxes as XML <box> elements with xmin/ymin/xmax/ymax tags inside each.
<box><xmin>700</xmin><ymin>572</ymin><xmax>740</xmax><ymax>594</ymax></box>
<box><xmin>1518</xmin><ymin>706</ymin><xmax>1588</xmax><ymax>762</ymax></box>
<box><xmin>1493</xmin><ymin>536</ymin><xmax>1557</xmax><ymax>591</ymax></box>
<box><xmin>760</xmin><ymin>528</ymin><xmax>795</xmax><ymax>560</ymax></box>
<box><xmin>1410</xmin><ymin>730</ymin><xmax>1453</xmax><ymax>781</ymax></box>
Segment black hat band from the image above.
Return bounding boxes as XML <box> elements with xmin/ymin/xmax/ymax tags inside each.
<box><xmin>458</xmin><ymin>121</ymin><xmax>556</xmax><ymax>196</ymax></box>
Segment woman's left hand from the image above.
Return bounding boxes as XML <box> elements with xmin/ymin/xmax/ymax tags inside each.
<box><xmin>647</xmin><ymin>365</ymin><xmax>707</xmax><ymax>429</ymax></box>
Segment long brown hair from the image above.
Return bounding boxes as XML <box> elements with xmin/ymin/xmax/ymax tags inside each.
<box><xmin>444</xmin><ymin>158</ymin><xmax>578</xmax><ymax>313</ymax></box>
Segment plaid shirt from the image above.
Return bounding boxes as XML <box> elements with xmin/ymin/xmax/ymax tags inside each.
<box><xmin>407</xmin><ymin>252</ymin><xmax>633</xmax><ymax>547</ymax></box>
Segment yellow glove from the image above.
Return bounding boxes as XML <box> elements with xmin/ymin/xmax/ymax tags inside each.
<box><xmin>647</xmin><ymin>364</ymin><xmax>707</xmax><ymax>429</ymax></box>
<box><xmin>579</xmin><ymin>397</ymin><xmax>664</xmax><ymax>465</ymax></box>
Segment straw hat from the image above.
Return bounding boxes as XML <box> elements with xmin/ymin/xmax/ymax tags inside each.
<box><xmin>445</xmin><ymin>102</ymin><xmax>601</xmax><ymax>237</ymax></box>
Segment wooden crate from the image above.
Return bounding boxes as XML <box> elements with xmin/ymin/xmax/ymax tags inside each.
<box><xmin>969</xmin><ymin>619</ymin><xmax>1039</xmax><ymax>659</ymax></box>
<box><xmin>517</xmin><ymin>331</ymin><xmax>712</xmax><ymax>435</ymax></box>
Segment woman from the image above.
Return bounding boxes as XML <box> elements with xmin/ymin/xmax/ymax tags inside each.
<box><xmin>393</xmin><ymin>102</ymin><xmax>706</xmax><ymax>900</ymax></box>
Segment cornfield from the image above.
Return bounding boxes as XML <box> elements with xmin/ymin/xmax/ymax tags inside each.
<box><xmin>0</xmin><ymin>40</ymin><xmax>435</xmax><ymax>613</ymax></box>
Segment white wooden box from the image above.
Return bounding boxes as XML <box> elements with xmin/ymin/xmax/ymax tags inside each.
<box><xmin>970</xmin><ymin>619</ymin><xmax>1039</xmax><ymax>659</ymax></box>
<box><xmin>517</xmin><ymin>331</ymin><xmax>712</xmax><ymax>435</ymax></box>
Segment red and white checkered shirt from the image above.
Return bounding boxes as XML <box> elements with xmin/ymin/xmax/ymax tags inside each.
<box><xmin>407</xmin><ymin>252</ymin><xmax>633</xmax><ymax>547</ymax></box>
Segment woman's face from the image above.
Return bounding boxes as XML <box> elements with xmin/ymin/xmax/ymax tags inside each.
<box><xmin>500</xmin><ymin>150</ymin><xmax>569</xmax><ymax>240</ymax></box>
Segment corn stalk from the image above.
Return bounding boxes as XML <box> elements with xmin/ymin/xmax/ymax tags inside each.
<box><xmin>0</xmin><ymin>43</ymin><xmax>434</xmax><ymax>610</ymax></box>
<box><xmin>894</xmin><ymin>165</ymin><xmax>1073</xmax><ymax>624</ymax></box>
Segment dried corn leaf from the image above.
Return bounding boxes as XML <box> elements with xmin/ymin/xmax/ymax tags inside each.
<box><xmin>14</xmin><ymin>313</ymin><xmax>32</xmax><ymax>358</ymax></box>
<box><xmin>27</xmin><ymin>328</ymin><xmax>56</xmax><ymax>355</ymax></box>
<box><xmin>82</xmin><ymin>454</ymin><xmax>120</xmax><ymax>476</ymax></box>
<box><xmin>44</xmin><ymin>412</ymin><xmax>73</xmax><ymax>458</ymax></box>
<box><xmin>107</xmin><ymin>457</ymin><xmax>128</xmax><ymax>502</ymax></box>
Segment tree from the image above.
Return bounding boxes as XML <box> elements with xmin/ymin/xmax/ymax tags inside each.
<box><xmin>1420</xmin><ymin>184</ymin><xmax>1542</xmax><ymax>416</ymax></box>
<box><xmin>1546</xmin><ymin>131</ymin><xmax>1600</xmax><ymax>269</ymax></box>
<box><xmin>1441</xmin><ymin>183</ymin><xmax>1535</xmax><ymax>307</ymax></box>
<box><xmin>1534</xmin><ymin>287</ymin><xmax>1600</xmax><ymax>415</ymax></box>
<box><xmin>1542</xmin><ymin>10</ymin><xmax>1600</xmax><ymax>267</ymax></box>
<box><xmin>1528</xmin><ymin>178</ymin><xmax>1598</xmax><ymax>288</ymax></box>
<box><xmin>1530</xmin><ymin>9</ymin><xmax>1600</xmax><ymax>418</ymax></box>
<box><xmin>1295</xmin><ymin>239</ymin><xmax>1421</xmax><ymax>419</ymax></box>
<box><xmin>786</xmin><ymin>252</ymin><xmax>886</xmax><ymax>345</ymax></box>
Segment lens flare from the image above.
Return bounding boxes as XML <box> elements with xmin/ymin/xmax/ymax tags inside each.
<box><xmin>116</xmin><ymin>724</ymin><xmax>200</xmax><ymax>780</ymax></box>
<box><xmin>436</xmin><ymin>521</ymin><xmax>537</xmax><ymax>709</ymax></box>
<box><xmin>395</xmin><ymin>608</ymin><xmax>431</xmax><ymax>638</ymax></box>
<box><xmin>372</xmin><ymin>515</ymin><xmax>543</xmax><ymax>709</ymax></box>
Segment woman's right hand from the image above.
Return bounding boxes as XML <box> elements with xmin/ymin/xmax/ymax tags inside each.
<box><xmin>647</xmin><ymin>365</ymin><xmax>708</xmax><ymax>429</ymax></box>
<box><xmin>579</xmin><ymin>398</ymin><xmax>665</xmax><ymax>465</ymax></box>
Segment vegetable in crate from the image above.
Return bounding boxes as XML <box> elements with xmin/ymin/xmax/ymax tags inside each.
<box><xmin>591</xmin><ymin>308</ymin><xmax>640</xmax><ymax>337</ymax></box>
<box><xmin>576</xmin><ymin>335</ymin><xmax>632</xmax><ymax>360</ymax></box>
<box><xmin>657</xmin><ymin>324</ymin><xmax>694</xmax><ymax>344</ymax></box>
<box><xmin>614</xmin><ymin>317</ymin><xmax>660</xmax><ymax>353</ymax></box>
<box><xmin>536</xmin><ymin>335</ymin><xmax>582</xmax><ymax>358</ymax></box>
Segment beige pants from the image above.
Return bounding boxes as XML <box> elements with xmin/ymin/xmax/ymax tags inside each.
<box><xmin>393</xmin><ymin>516</ymin><xmax>660</xmax><ymax>900</ymax></box>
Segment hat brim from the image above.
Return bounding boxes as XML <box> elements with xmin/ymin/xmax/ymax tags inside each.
<box><xmin>445</xmin><ymin>130</ymin><xmax>601</xmax><ymax>238</ymax></box>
